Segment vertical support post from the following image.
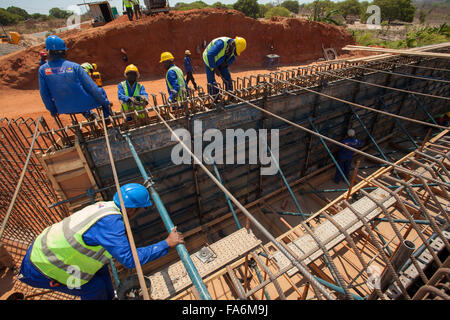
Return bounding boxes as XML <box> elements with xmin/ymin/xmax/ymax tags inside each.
<box><xmin>123</xmin><ymin>133</ymin><xmax>212</xmax><ymax>300</ymax></box>
<box><xmin>346</xmin><ymin>160</ymin><xmax>361</xmax><ymax>201</ymax></box>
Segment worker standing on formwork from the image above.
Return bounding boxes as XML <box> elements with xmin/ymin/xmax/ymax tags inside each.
<box><xmin>80</xmin><ymin>62</ymin><xmax>112</xmax><ymax>119</ymax></box>
<box><xmin>123</xmin><ymin>0</ymin><xmax>134</xmax><ymax>21</ymax></box>
<box><xmin>17</xmin><ymin>183</ymin><xmax>184</xmax><ymax>300</ymax></box>
<box><xmin>160</xmin><ymin>52</ymin><xmax>187</xmax><ymax>110</ymax></box>
<box><xmin>203</xmin><ymin>36</ymin><xmax>246</xmax><ymax>96</ymax></box>
<box><xmin>132</xmin><ymin>0</ymin><xmax>142</xmax><ymax>20</ymax></box>
<box><xmin>118</xmin><ymin>64</ymin><xmax>149</xmax><ymax>121</ymax></box>
<box><xmin>184</xmin><ymin>50</ymin><xmax>197</xmax><ymax>91</ymax></box>
<box><xmin>39</xmin><ymin>36</ymin><xmax>110</xmax><ymax>121</ymax></box>
<box><xmin>334</xmin><ymin>129</ymin><xmax>362</xmax><ymax>184</ymax></box>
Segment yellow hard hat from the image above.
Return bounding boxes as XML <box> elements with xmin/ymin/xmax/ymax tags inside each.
<box><xmin>160</xmin><ymin>51</ymin><xmax>175</xmax><ymax>63</ymax></box>
<box><xmin>92</xmin><ymin>63</ymin><xmax>98</xmax><ymax>71</ymax></box>
<box><xmin>235</xmin><ymin>36</ymin><xmax>246</xmax><ymax>56</ymax></box>
<box><xmin>185</xmin><ymin>50</ymin><xmax>191</xmax><ymax>55</ymax></box>
<box><xmin>124</xmin><ymin>64</ymin><xmax>140</xmax><ymax>78</ymax></box>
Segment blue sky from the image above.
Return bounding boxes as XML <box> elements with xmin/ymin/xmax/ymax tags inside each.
<box><xmin>0</xmin><ymin>0</ymin><xmax>346</xmax><ymax>15</ymax></box>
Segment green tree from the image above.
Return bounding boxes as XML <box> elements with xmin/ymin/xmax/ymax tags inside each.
<box><xmin>373</xmin><ymin>0</ymin><xmax>416</xmax><ymax>23</ymax></box>
<box><xmin>265</xmin><ymin>6</ymin><xmax>292</xmax><ymax>19</ymax></box>
<box><xmin>49</xmin><ymin>7</ymin><xmax>72</xmax><ymax>19</ymax></box>
<box><xmin>174</xmin><ymin>1</ymin><xmax>209</xmax><ymax>10</ymax></box>
<box><xmin>337</xmin><ymin>0</ymin><xmax>361</xmax><ymax>19</ymax></box>
<box><xmin>6</xmin><ymin>6</ymin><xmax>31</xmax><ymax>20</ymax></box>
<box><xmin>0</xmin><ymin>8</ymin><xmax>20</xmax><ymax>25</ymax></box>
<box><xmin>212</xmin><ymin>2</ymin><xmax>227</xmax><ymax>9</ymax></box>
<box><xmin>233</xmin><ymin>0</ymin><xmax>260</xmax><ymax>19</ymax></box>
<box><xmin>281</xmin><ymin>1</ymin><xmax>299</xmax><ymax>14</ymax></box>
<box><xmin>31</xmin><ymin>13</ymin><xmax>49</xmax><ymax>21</ymax></box>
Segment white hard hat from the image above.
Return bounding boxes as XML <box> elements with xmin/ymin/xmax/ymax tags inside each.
<box><xmin>347</xmin><ymin>129</ymin><xmax>355</xmax><ymax>137</ymax></box>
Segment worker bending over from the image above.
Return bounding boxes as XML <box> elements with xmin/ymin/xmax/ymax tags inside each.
<box><xmin>17</xmin><ymin>183</ymin><xmax>184</xmax><ymax>300</ymax></box>
<box><xmin>118</xmin><ymin>64</ymin><xmax>149</xmax><ymax>121</ymax></box>
<box><xmin>334</xmin><ymin>129</ymin><xmax>362</xmax><ymax>184</ymax></box>
<box><xmin>160</xmin><ymin>52</ymin><xmax>187</xmax><ymax>108</ymax></box>
<box><xmin>39</xmin><ymin>36</ymin><xmax>110</xmax><ymax>121</ymax></box>
<box><xmin>203</xmin><ymin>36</ymin><xmax>246</xmax><ymax>96</ymax></box>
<box><xmin>81</xmin><ymin>62</ymin><xmax>112</xmax><ymax>119</ymax></box>
<box><xmin>184</xmin><ymin>50</ymin><xmax>197</xmax><ymax>91</ymax></box>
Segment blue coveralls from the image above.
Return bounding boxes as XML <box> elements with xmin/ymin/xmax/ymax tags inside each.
<box><xmin>39</xmin><ymin>58</ymin><xmax>110</xmax><ymax>119</ymax></box>
<box><xmin>184</xmin><ymin>56</ymin><xmax>197</xmax><ymax>90</ymax></box>
<box><xmin>204</xmin><ymin>38</ymin><xmax>235</xmax><ymax>95</ymax></box>
<box><xmin>18</xmin><ymin>214</ymin><xmax>169</xmax><ymax>300</ymax></box>
<box><xmin>165</xmin><ymin>64</ymin><xmax>186</xmax><ymax>102</ymax></box>
<box><xmin>117</xmin><ymin>80</ymin><xmax>149</xmax><ymax>120</ymax></box>
<box><xmin>334</xmin><ymin>137</ymin><xmax>362</xmax><ymax>183</ymax></box>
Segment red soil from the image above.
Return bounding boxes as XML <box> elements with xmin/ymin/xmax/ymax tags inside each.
<box><xmin>0</xmin><ymin>9</ymin><xmax>355</xmax><ymax>90</ymax></box>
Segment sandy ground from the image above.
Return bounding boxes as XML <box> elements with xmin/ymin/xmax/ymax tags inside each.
<box><xmin>0</xmin><ymin>59</ymin><xmax>360</xmax><ymax>121</ymax></box>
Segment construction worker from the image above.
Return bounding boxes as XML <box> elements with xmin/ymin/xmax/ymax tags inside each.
<box><xmin>184</xmin><ymin>50</ymin><xmax>197</xmax><ymax>91</ymax></box>
<box><xmin>17</xmin><ymin>183</ymin><xmax>184</xmax><ymax>300</ymax></box>
<box><xmin>160</xmin><ymin>52</ymin><xmax>187</xmax><ymax>108</ymax></box>
<box><xmin>132</xmin><ymin>0</ymin><xmax>142</xmax><ymax>20</ymax></box>
<box><xmin>118</xmin><ymin>64</ymin><xmax>149</xmax><ymax>120</ymax></box>
<box><xmin>334</xmin><ymin>129</ymin><xmax>362</xmax><ymax>184</ymax></box>
<box><xmin>203</xmin><ymin>36</ymin><xmax>246</xmax><ymax>96</ymax></box>
<box><xmin>39</xmin><ymin>35</ymin><xmax>110</xmax><ymax>121</ymax></box>
<box><xmin>81</xmin><ymin>62</ymin><xmax>112</xmax><ymax>119</ymax></box>
<box><xmin>39</xmin><ymin>51</ymin><xmax>47</xmax><ymax>66</ymax></box>
<box><xmin>123</xmin><ymin>0</ymin><xmax>134</xmax><ymax>21</ymax></box>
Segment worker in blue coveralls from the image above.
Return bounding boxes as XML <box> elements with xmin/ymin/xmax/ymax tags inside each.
<box><xmin>39</xmin><ymin>35</ymin><xmax>110</xmax><ymax>121</ymax></box>
<box><xmin>17</xmin><ymin>183</ymin><xmax>184</xmax><ymax>300</ymax></box>
<box><xmin>334</xmin><ymin>129</ymin><xmax>362</xmax><ymax>184</ymax></box>
<box><xmin>184</xmin><ymin>50</ymin><xmax>197</xmax><ymax>91</ymax></box>
<box><xmin>202</xmin><ymin>36</ymin><xmax>246</xmax><ymax>96</ymax></box>
<box><xmin>159</xmin><ymin>51</ymin><xmax>187</xmax><ymax>111</ymax></box>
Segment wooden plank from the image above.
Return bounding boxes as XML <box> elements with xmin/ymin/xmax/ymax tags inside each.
<box><xmin>270</xmin><ymin>188</ymin><xmax>397</xmax><ymax>276</ymax></box>
<box><xmin>46</xmin><ymin>159</ymin><xmax>84</xmax><ymax>175</ymax></box>
<box><xmin>149</xmin><ymin>228</ymin><xmax>261</xmax><ymax>300</ymax></box>
<box><xmin>343</xmin><ymin>45</ymin><xmax>450</xmax><ymax>59</ymax></box>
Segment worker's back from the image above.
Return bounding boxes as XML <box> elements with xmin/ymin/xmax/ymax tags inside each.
<box><xmin>39</xmin><ymin>58</ymin><xmax>106</xmax><ymax>115</ymax></box>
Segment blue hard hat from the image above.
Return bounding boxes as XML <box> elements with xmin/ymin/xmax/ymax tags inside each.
<box><xmin>113</xmin><ymin>183</ymin><xmax>152</xmax><ymax>209</ymax></box>
<box><xmin>45</xmin><ymin>35</ymin><xmax>67</xmax><ymax>51</ymax></box>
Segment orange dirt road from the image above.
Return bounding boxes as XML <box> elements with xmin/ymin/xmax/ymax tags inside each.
<box><xmin>0</xmin><ymin>59</ymin><xmax>361</xmax><ymax>121</ymax></box>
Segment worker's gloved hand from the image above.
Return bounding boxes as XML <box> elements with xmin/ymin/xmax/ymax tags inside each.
<box><xmin>129</xmin><ymin>97</ymin><xmax>137</xmax><ymax>105</ymax></box>
<box><xmin>165</xmin><ymin>226</ymin><xmax>184</xmax><ymax>247</ymax></box>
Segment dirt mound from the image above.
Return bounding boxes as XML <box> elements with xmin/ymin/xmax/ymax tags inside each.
<box><xmin>0</xmin><ymin>9</ymin><xmax>355</xmax><ymax>90</ymax></box>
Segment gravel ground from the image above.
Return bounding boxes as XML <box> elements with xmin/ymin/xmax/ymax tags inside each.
<box><xmin>0</xmin><ymin>43</ymin><xmax>23</xmax><ymax>57</ymax></box>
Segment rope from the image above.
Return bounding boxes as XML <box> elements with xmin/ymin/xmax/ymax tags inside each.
<box><xmin>320</xmin><ymin>71</ymin><xmax>450</xmax><ymax>101</ymax></box>
<box><xmin>266</xmin><ymin>75</ymin><xmax>448</xmax><ymax>130</ymax></box>
<box><xmin>148</xmin><ymin>104</ymin><xmax>336</xmax><ymax>300</ymax></box>
<box><xmin>212</xmin><ymin>85</ymin><xmax>449</xmax><ymax>188</ymax></box>
<box><xmin>354</xmin><ymin>65</ymin><xmax>450</xmax><ymax>84</ymax></box>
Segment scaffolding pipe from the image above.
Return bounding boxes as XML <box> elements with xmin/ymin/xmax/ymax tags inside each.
<box><xmin>378</xmin><ymin>97</ymin><xmax>419</xmax><ymax>149</ymax></box>
<box><xmin>308</xmin><ymin>118</ymin><xmax>351</xmax><ymax>187</ymax></box>
<box><xmin>210</xmin><ymin>160</ymin><xmax>242</xmax><ymax>230</ymax></box>
<box><xmin>261</xmin><ymin>135</ymin><xmax>306</xmax><ymax>219</ymax></box>
<box><xmin>380</xmin><ymin>240</ymin><xmax>416</xmax><ymax>291</ymax></box>
<box><xmin>149</xmin><ymin>104</ymin><xmax>335</xmax><ymax>300</ymax></box>
<box><xmin>123</xmin><ymin>133</ymin><xmax>212</xmax><ymax>300</ymax></box>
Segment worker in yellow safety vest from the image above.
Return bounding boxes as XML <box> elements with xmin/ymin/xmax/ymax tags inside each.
<box><xmin>123</xmin><ymin>0</ymin><xmax>134</xmax><ymax>21</ymax></box>
<box><xmin>159</xmin><ymin>51</ymin><xmax>187</xmax><ymax>110</ymax></box>
<box><xmin>118</xmin><ymin>64</ymin><xmax>149</xmax><ymax>120</ymax></box>
<box><xmin>203</xmin><ymin>36</ymin><xmax>246</xmax><ymax>96</ymax></box>
<box><xmin>17</xmin><ymin>183</ymin><xmax>184</xmax><ymax>300</ymax></box>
